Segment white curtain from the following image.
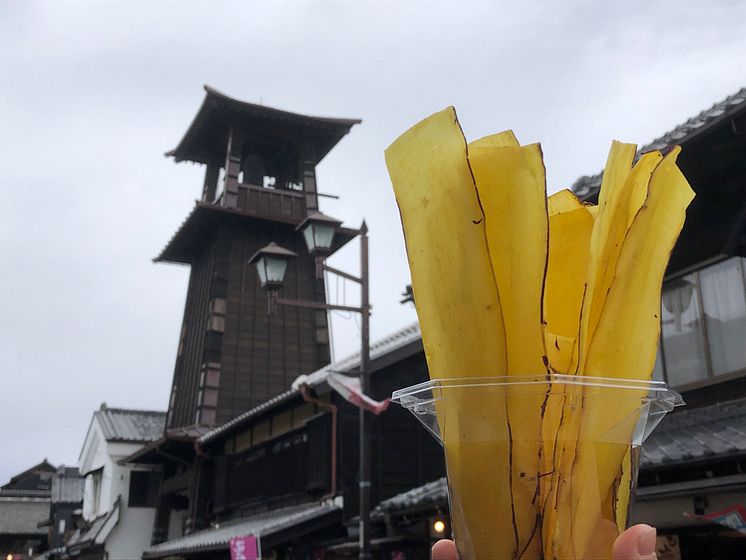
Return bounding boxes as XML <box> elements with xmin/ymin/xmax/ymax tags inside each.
<box><xmin>700</xmin><ymin>257</ymin><xmax>746</xmax><ymax>376</ymax></box>
<box><xmin>661</xmin><ymin>274</ymin><xmax>708</xmax><ymax>385</ymax></box>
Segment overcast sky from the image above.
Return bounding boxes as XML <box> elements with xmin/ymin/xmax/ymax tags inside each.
<box><xmin>1</xmin><ymin>0</ymin><xmax>745</xmax><ymax>484</ymax></box>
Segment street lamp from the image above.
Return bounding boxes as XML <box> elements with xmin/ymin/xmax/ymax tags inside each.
<box><xmin>297</xmin><ymin>212</ymin><xmax>343</xmax><ymax>257</ymax></box>
<box><xmin>251</xmin><ymin>212</ymin><xmax>372</xmax><ymax>560</ymax></box>
<box><xmin>248</xmin><ymin>242</ymin><xmax>297</xmax><ymax>290</ymax></box>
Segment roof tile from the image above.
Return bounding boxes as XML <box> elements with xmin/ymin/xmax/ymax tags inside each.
<box><xmin>573</xmin><ymin>86</ymin><xmax>746</xmax><ymax>199</ymax></box>
<box><xmin>95</xmin><ymin>407</ymin><xmax>165</xmax><ymax>442</ymax></box>
<box><xmin>144</xmin><ymin>502</ymin><xmax>340</xmax><ymax>558</ymax></box>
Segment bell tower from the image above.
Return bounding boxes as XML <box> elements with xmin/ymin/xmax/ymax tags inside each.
<box><xmin>159</xmin><ymin>86</ymin><xmax>360</xmax><ymax>428</ymax></box>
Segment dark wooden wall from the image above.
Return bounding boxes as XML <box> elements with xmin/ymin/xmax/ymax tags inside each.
<box><xmin>167</xmin><ymin>218</ymin><xmax>331</xmax><ymax>429</ymax></box>
<box><xmin>212</xmin><ymin>413</ymin><xmax>332</xmax><ymax>515</ymax></box>
<box><xmin>337</xmin><ymin>351</ymin><xmax>445</xmax><ymax>519</ymax></box>
<box><xmin>218</xmin><ymin>221</ymin><xmax>329</xmax><ymax>422</ymax></box>
<box><xmin>167</xmin><ymin>242</ymin><xmax>217</xmax><ymax>428</ymax></box>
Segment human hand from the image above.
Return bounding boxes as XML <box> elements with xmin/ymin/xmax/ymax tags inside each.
<box><xmin>431</xmin><ymin>523</ymin><xmax>657</xmax><ymax>559</ymax></box>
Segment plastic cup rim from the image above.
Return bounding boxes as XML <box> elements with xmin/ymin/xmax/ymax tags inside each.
<box><xmin>391</xmin><ymin>374</ymin><xmax>684</xmax><ymax>409</ymax></box>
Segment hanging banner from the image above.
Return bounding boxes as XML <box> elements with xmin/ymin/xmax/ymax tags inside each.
<box><xmin>328</xmin><ymin>372</ymin><xmax>390</xmax><ymax>414</ymax></box>
<box><xmin>704</xmin><ymin>504</ymin><xmax>746</xmax><ymax>534</ymax></box>
<box><xmin>230</xmin><ymin>534</ymin><xmax>260</xmax><ymax>560</ymax></box>
<box><xmin>685</xmin><ymin>503</ymin><xmax>746</xmax><ymax>535</ymax></box>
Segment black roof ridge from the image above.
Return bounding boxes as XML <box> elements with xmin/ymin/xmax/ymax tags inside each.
<box><xmin>166</xmin><ymin>86</ymin><xmax>361</xmax><ymax>164</ymax></box>
<box><xmin>572</xmin><ymin>85</ymin><xmax>746</xmax><ymax>197</ymax></box>
<box><xmin>203</xmin><ymin>84</ymin><xmax>362</xmax><ymax>126</ymax></box>
<box><xmin>1</xmin><ymin>459</ymin><xmax>56</xmax><ymax>488</ymax></box>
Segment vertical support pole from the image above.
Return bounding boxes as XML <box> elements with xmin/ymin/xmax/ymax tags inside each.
<box><xmin>151</xmin><ymin>491</ymin><xmax>171</xmax><ymax>545</ymax></box>
<box><xmin>300</xmin><ymin>140</ymin><xmax>320</xmax><ymax>214</ymax></box>
<box><xmin>358</xmin><ymin>221</ymin><xmax>372</xmax><ymax>560</ymax></box>
<box><xmin>202</xmin><ymin>161</ymin><xmax>220</xmax><ymax>203</ymax></box>
<box><xmin>222</xmin><ymin>126</ymin><xmax>241</xmax><ymax>209</ymax></box>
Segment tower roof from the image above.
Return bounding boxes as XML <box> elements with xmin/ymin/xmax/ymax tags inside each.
<box><xmin>166</xmin><ymin>86</ymin><xmax>361</xmax><ymax>165</ymax></box>
<box><xmin>155</xmin><ymin>202</ymin><xmax>358</xmax><ymax>264</ymax></box>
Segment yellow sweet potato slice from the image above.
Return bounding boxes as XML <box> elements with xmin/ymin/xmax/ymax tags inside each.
<box><xmin>385</xmin><ymin>107</ymin><xmax>513</xmax><ymax>559</ymax></box>
<box><xmin>576</xmin><ymin>141</ymin><xmax>637</xmax><ymax>371</ymax></box>
<box><xmin>547</xmin><ymin>188</ymin><xmax>583</xmax><ymax>216</ymax></box>
<box><xmin>541</xmin><ymin>199</ymin><xmax>594</xmax><ymax>558</ymax></box>
<box><xmin>557</xmin><ymin>148</ymin><xmax>694</xmax><ymax>559</ymax></box>
<box><xmin>469</xmin><ymin>141</ymin><xmax>549</xmax><ymax>558</ymax></box>
<box><xmin>545</xmin><ymin>201</ymin><xmax>594</xmax><ymax>354</ymax></box>
<box><xmin>547</xmin><ymin>147</ymin><xmax>667</xmax><ymax>558</ymax></box>
<box><xmin>385</xmin><ymin>107</ymin><xmax>507</xmax><ymax>379</ymax></box>
<box><xmin>470</xmin><ymin>129</ymin><xmax>520</xmax><ymax>149</ymax></box>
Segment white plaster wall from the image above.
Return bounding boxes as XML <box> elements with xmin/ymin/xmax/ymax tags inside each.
<box><xmin>80</xmin><ymin>424</ymin><xmax>113</xmax><ymax>521</ymax></box>
<box><xmin>106</xmin><ymin>504</ymin><xmax>157</xmax><ymax>560</ymax></box>
<box><xmin>78</xmin><ymin>415</ymin><xmax>160</xmax><ymax>559</ymax></box>
<box><xmin>104</xmin><ymin>441</ymin><xmax>160</xmax><ymax>559</ymax></box>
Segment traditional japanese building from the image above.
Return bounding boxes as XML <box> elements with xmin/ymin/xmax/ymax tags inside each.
<box><xmin>0</xmin><ymin>460</ymin><xmax>54</xmax><ymax>560</ymax></box>
<box><xmin>39</xmin><ymin>466</ymin><xmax>85</xmax><ymax>559</ymax></box>
<box><xmin>118</xmin><ymin>87</ymin><xmax>446</xmax><ymax>559</ymax></box>
<box><xmin>63</xmin><ymin>405</ymin><xmax>166</xmax><ymax>560</ymax></box>
<box><xmin>159</xmin><ymin>85</ymin><xmax>361</xmax><ymax>429</ymax></box>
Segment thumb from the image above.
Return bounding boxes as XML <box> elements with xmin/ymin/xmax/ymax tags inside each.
<box><xmin>612</xmin><ymin>524</ymin><xmax>657</xmax><ymax>560</ymax></box>
<box><xmin>431</xmin><ymin>539</ymin><xmax>458</xmax><ymax>560</ymax></box>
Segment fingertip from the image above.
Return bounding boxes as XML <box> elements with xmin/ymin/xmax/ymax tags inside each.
<box><xmin>431</xmin><ymin>539</ymin><xmax>458</xmax><ymax>560</ymax></box>
<box><xmin>612</xmin><ymin>524</ymin><xmax>657</xmax><ymax>560</ymax></box>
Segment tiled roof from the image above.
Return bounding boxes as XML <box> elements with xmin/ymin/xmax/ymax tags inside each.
<box><xmin>0</xmin><ymin>497</ymin><xmax>50</xmax><ymax>535</ymax></box>
<box><xmin>65</xmin><ymin>499</ymin><xmax>120</xmax><ymax>550</ymax></box>
<box><xmin>51</xmin><ymin>467</ymin><xmax>84</xmax><ymax>504</ymax></box>
<box><xmin>1</xmin><ymin>460</ymin><xmax>55</xmax><ymax>496</ymax></box>
<box><xmin>199</xmin><ymin>322</ymin><xmax>422</xmax><ymax>444</ymax></box>
<box><xmin>94</xmin><ymin>405</ymin><xmax>166</xmax><ymax>442</ymax></box>
<box><xmin>292</xmin><ymin>322</ymin><xmax>422</xmax><ymax>391</ymax></box>
<box><xmin>373</xmin><ymin>478</ymin><xmax>447</xmax><ymax>517</ymax></box>
<box><xmin>167</xmin><ymin>85</ymin><xmax>360</xmax><ymax>165</ymax></box>
<box><xmin>198</xmin><ymin>389</ymin><xmax>298</xmax><ymax>444</ymax></box>
<box><xmin>143</xmin><ymin>502</ymin><xmax>341</xmax><ymax>558</ymax></box>
<box><xmin>641</xmin><ymin>396</ymin><xmax>746</xmax><ymax>469</ymax></box>
<box><xmin>573</xmin><ymin>87</ymin><xmax>746</xmax><ymax>199</ymax></box>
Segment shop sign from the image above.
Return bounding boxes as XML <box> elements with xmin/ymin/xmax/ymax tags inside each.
<box><xmin>230</xmin><ymin>534</ymin><xmax>260</xmax><ymax>560</ymax></box>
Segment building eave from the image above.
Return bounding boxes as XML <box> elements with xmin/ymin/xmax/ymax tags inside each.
<box><xmin>167</xmin><ymin>85</ymin><xmax>361</xmax><ymax>165</ymax></box>
<box><xmin>155</xmin><ymin>202</ymin><xmax>358</xmax><ymax>265</ymax></box>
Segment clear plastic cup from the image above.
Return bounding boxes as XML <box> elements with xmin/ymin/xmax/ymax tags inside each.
<box><xmin>392</xmin><ymin>374</ymin><xmax>683</xmax><ymax>560</ymax></box>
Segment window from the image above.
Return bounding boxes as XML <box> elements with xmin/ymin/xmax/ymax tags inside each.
<box><xmin>128</xmin><ymin>471</ymin><xmax>160</xmax><ymax>508</ymax></box>
<box><xmin>699</xmin><ymin>257</ymin><xmax>746</xmax><ymax>376</ymax></box>
<box><xmin>58</xmin><ymin>519</ymin><xmax>66</xmax><ymax>534</ymax></box>
<box><xmin>90</xmin><ymin>468</ymin><xmax>103</xmax><ymax>516</ymax></box>
<box><xmin>659</xmin><ymin>257</ymin><xmax>746</xmax><ymax>388</ymax></box>
<box><xmin>661</xmin><ymin>273</ymin><xmax>708</xmax><ymax>385</ymax></box>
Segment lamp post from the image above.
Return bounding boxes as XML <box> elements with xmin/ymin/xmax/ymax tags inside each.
<box><xmin>249</xmin><ymin>212</ymin><xmax>372</xmax><ymax>560</ymax></box>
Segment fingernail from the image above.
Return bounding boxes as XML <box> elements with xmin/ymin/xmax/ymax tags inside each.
<box><xmin>637</xmin><ymin>526</ymin><xmax>657</xmax><ymax>557</ymax></box>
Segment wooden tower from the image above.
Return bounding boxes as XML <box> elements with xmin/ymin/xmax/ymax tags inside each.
<box><xmin>158</xmin><ymin>86</ymin><xmax>360</xmax><ymax>428</ymax></box>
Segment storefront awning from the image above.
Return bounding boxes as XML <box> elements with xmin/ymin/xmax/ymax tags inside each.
<box><xmin>641</xmin><ymin>396</ymin><xmax>746</xmax><ymax>469</ymax></box>
<box><xmin>143</xmin><ymin>502</ymin><xmax>341</xmax><ymax>558</ymax></box>
<box><xmin>373</xmin><ymin>478</ymin><xmax>447</xmax><ymax>517</ymax></box>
